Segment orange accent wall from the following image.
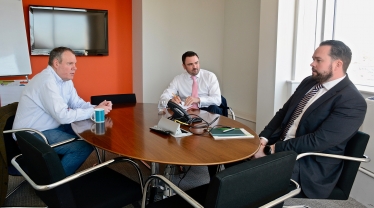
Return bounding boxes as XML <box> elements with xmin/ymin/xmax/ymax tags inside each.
<box><xmin>6</xmin><ymin>0</ymin><xmax>132</xmax><ymax>101</ymax></box>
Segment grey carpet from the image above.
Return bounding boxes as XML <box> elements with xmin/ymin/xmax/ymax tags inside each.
<box><xmin>3</xmin><ymin>151</ymin><xmax>367</xmax><ymax>207</ymax></box>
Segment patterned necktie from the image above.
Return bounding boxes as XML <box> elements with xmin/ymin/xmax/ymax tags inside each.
<box><xmin>191</xmin><ymin>76</ymin><xmax>199</xmax><ymax>109</ymax></box>
<box><xmin>282</xmin><ymin>84</ymin><xmax>323</xmax><ymax>140</ymax></box>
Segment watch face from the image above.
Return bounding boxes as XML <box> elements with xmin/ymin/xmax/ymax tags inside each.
<box><xmin>263</xmin><ymin>146</ymin><xmax>271</xmax><ymax>155</ymax></box>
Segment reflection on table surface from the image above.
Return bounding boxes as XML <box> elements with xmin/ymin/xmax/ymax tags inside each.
<box><xmin>71</xmin><ymin>103</ymin><xmax>260</xmax><ymax>165</ymax></box>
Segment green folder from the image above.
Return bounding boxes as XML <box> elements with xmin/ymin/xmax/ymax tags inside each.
<box><xmin>210</xmin><ymin>128</ymin><xmax>246</xmax><ymax>136</ymax></box>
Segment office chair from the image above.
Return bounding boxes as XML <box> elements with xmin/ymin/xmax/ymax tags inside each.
<box><xmin>220</xmin><ymin>95</ymin><xmax>235</xmax><ymax>120</ymax></box>
<box><xmin>142</xmin><ymin>151</ymin><xmax>301</xmax><ymax>208</ymax></box>
<box><xmin>90</xmin><ymin>93</ymin><xmax>136</xmax><ymax>105</ymax></box>
<box><xmin>0</xmin><ymin>102</ymin><xmax>22</xmax><ymax>206</ymax></box>
<box><xmin>12</xmin><ymin>131</ymin><xmax>143</xmax><ymax>208</ymax></box>
<box><xmin>90</xmin><ymin>93</ymin><xmax>137</xmax><ymax>162</ymax></box>
<box><xmin>284</xmin><ymin>131</ymin><xmax>370</xmax><ymax>208</ymax></box>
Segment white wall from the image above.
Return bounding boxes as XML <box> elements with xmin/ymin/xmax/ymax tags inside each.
<box><xmin>256</xmin><ymin>0</ymin><xmax>296</xmax><ymax>132</ymax></box>
<box><xmin>222</xmin><ymin>0</ymin><xmax>260</xmax><ymax>125</ymax></box>
<box><xmin>136</xmin><ymin>0</ymin><xmax>225</xmax><ymax>104</ymax></box>
<box><xmin>133</xmin><ymin>0</ymin><xmax>263</xmax><ymax>130</ymax></box>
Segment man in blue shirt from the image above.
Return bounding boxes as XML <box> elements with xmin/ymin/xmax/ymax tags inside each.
<box><xmin>13</xmin><ymin>47</ymin><xmax>112</xmax><ymax>175</ymax></box>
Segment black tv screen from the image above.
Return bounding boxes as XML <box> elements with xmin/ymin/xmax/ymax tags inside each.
<box><xmin>29</xmin><ymin>6</ymin><xmax>108</xmax><ymax>56</ymax></box>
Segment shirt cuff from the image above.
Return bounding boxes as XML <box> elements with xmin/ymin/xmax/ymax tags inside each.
<box><xmin>260</xmin><ymin>137</ymin><xmax>268</xmax><ymax>143</ymax></box>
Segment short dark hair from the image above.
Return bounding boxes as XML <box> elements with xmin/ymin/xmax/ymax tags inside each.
<box><xmin>319</xmin><ymin>40</ymin><xmax>352</xmax><ymax>73</ymax></box>
<box><xmin>48</xmin><ymin>47</ymin><xmax>75</xmax><ymax>66</ymax></box>
<box><xmin>182</xmin><ymin>51</ymin><xmax>199</xmax><ymax>65</ymax></box>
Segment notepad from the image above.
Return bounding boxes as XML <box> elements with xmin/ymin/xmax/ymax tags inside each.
<box><xmin>209</xmin><ymin>128</ymin><xmax>254</xmax><ymax>140</ymax></box>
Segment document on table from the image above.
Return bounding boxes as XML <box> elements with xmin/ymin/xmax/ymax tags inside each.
<box><xmin>179</xmin><ymin>101</ymin><xmax>192</xmax><ymax>110</ymax></box>
<box><xmin>209</xmin><ymin>128</ymin><xmax>254</xmax><ymax>140</ymax></box>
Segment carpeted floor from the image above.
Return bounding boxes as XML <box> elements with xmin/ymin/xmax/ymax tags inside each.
<box><xmin>3</xmin><ymin>151</ymin><xmax>367</xmax><ymax>207</ymax></box>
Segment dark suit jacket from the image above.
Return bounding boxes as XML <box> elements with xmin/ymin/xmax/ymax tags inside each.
<box><xmin>259</xmin><ymin>75</ymin><xmax>367</xmax><ymax>198</ymax></box>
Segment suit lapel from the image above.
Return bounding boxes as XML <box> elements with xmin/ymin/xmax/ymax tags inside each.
<box><xmin>300</xmin><ymin>75</ymin><xmax>351</xmax><ymax>121</ymax></box>
<box><xmin>283</xmin><ymin>77</ymin><xmax>317</xmax><ymax>125</ymax></box>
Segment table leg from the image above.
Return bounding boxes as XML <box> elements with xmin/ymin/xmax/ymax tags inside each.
<box><xmin>148</xmin><ymin>162</ymin><xmax>160</xmax><ymax>203</ymax></box>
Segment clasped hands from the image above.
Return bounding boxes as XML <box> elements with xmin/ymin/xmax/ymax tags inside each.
<box><xmin>94</xmin><ymin>100</ymin><xmax>113</xmax><ymax>114</ymax></box>
<box><xmin>252</xmin><ymin>137</ymin><xmax>275</xmax><ymax>159</ymax></box>
<box><xmin>171</xmin><ymin>95</ymin><xmax>200</xmax><ymax>106</ymax></box>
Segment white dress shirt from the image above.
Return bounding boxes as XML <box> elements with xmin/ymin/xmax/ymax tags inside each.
<box><xmin>159</xmin><ymin>69</ymin><xmax>221</xmax><ymax>108</ymax></box>
<box><xmin>12</xmin><ymin>66</ymin><xmax>94</xmax><ymax>132</ymax></box>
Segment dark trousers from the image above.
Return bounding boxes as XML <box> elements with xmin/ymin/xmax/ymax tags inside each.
<box><xmin>200</xmin><ymin>105</ymin><xmax>222</xmax><ymax>115</ymax></box>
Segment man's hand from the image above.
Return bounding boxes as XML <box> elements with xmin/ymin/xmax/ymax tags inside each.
<box><xmin>95</xmin><ymin>100</ymin><xmax>112</xmax><ymax>114</ymax></box>
<box><xmin>253</xmin><ymin>143</ymin><xmax>267</xmax><ymax>159</ymax></box>
<box><xmin>171</xmin><ymin>95</ymin><xmax>182</xmax><ymax>104</ymax></box>
<box><xmin>104</xmin><ymin>117</ymin><xmax>113</xmax><ymax>128</ymax></box>
<box><xmin>252</xmin><ymin>137</ymin><xmax>273</xmax><ymax>159</ymax></box>
<box><xmin>185</xmin><ymin>96</ymin><xmax>200</xmax><ymax>106</ymax></box>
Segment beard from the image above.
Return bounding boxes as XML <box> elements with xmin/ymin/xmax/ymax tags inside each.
<box><xmin>312</xmin><ymin>65</ymin><xmax>333</xmax><ymax>83</ymax></box>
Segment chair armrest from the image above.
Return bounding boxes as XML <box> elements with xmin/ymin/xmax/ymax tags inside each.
<box><xmin>11</xmin><ymin>156</ymin><xmax>144</xmax><ymax>192</ymax></box>
<box><xmin>259</xmin><ymin>179</ymin><xmax>301</xmax><ymax>208</ymax></box>
<box><xmin>141</xmin><ymin>174</ymin><xmax>203</xmax><ymax>208</ymax></box>
<box><xmin>4</xmin><ymin>129</ymin><xmax>81</xmax><ymax>149</ymax></box>
<box><xmin>297</xmin><ymin>152</ymin><xmax>371</xmax><ymax>163</ymax></box>
<box><xmin>228</xmin><ymin>107</ymin><xmax>236</xmax><ymax>120</ymax></box>
<box><xmin>4</xmin><ymin>128</ymin><xmax>48</xmax><ymax>144</ymax></box>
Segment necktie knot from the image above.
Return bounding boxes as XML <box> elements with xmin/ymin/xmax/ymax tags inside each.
<box><xmin>314</xmin><ymin>84</ymin><xmax>323</xmax><ymax>91</ymax></box>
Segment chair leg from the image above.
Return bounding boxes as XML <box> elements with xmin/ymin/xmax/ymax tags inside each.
<box><xmin>93</xmin><ymin>146</ymin><xmax>102</xmax><ymax>163</ymax></box>
<box><xmin>141</xmin><ymin>160</ymin><xmax>151</xmax><ymax>169</ymax></box>
<box><xmin>5</xmin><ymin>179</ymin><xmax>26</xmax><ymax>198</ymax></box>
<box><xmin>101</xmin><ymin>149</ymin><xmax>106</xmax><ymax>161</ymax></box>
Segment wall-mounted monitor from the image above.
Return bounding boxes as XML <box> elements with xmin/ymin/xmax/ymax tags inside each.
<box><xmin>29</xmin><ymin>6</ymin><xmax>108</xmax><ymax>56</ymax></box>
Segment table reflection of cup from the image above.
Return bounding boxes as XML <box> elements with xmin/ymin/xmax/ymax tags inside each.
<box><xmin>91</xmin><ymin>123</ymin><xmax>106</xmax><ymax>135</ymax></box>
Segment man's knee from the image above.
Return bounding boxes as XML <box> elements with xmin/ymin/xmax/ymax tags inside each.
<box><xmin>206</xmin><ymin>105</ymin><xmax>222</xmax><ymax>115</ymax></box>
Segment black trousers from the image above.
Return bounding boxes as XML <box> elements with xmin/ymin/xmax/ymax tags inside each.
<box><xmin>199</xmin><ymin>105</ymin><xmax>222</xmax><ymax>115</ymax></box>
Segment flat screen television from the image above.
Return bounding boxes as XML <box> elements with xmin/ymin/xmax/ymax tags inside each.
<box><xmin>29</xmin><ymin>6</ymin><xmax>108</xmax><ymax>56</ymax></box>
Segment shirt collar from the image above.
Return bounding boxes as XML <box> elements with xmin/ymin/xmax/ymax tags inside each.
<box><xmin>322</xmin><ymin>75</ymin><xmax>346</xmax><ymax>90</ymax></box>
<box><xmin>47</xmin><ymin>65</ymin><xmax>64</xmax><ymax>85</ymax></box>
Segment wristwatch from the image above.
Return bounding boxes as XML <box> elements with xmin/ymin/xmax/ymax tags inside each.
<box><xmin>263</xmin><ymin>145</ymin><xmax>272</xmax><ymax>155</ymax></box>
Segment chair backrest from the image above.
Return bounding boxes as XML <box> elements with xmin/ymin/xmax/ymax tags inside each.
<box><xmin>15</xmin><ymin>131</ymin><xmax>77</xmax><ymax>208</ymax></box>
<box><xmin>90</xmin><ymin>94</ymin><xmax>136</xmax><ymax>105</ymax></box>
<box><xmin>219</xmin><ymin>95</ymin><xmax>229</xmax><ymax>117</ymax></box>
<box><xmin>328</xmin><ymin>131</ymin><xmax>370</xmax><ymax>200</ymax></box>
<box><xmin>0</xmin><ymin>102</ymin><xmax>19</xmax><ymax>205</ymax></box>
<box><xmin>204</xmin><ymin>151</ymin><xmax>297</xmax><ymax>208</ymax></box>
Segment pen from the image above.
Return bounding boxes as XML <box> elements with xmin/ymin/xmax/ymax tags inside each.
<box><xmin>223</xmin><ymin>128</ymin><xmax>235</xmax><ymax>133</ymax></box>
<box><xmin>175</xmin><ymin>120</ymin><xmax>189</xmax><ymax>126</ymax></box>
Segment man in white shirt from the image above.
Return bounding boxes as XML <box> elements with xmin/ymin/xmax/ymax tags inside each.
<box><xmin>13</xmin><ymin>47</ymin><xmax>112</xmax><ymax>175</ymax></box>
<box><xmin>254</xmin><ymin>40</ymin><xmax>367</xmax><ymax>198</ymax></box>
<box><xmin>159</xmin><ymin>51</ymin><xmax>222</xmax><ymax>114</ymax></box>
<box><xmin>159</xmin><ymin>51</ymin><xmax>222</xmax><ymax>178</ymax></box>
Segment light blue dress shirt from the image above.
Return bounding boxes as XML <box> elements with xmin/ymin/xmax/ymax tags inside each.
<box><xmin>13</xmin><ymin>66</ymin><xmax>94</xmax><ymax>132</ymax></box>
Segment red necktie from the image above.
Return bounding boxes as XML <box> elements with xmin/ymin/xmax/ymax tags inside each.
<box><xmin>191</xmin><ymin>76</ymin><xmax>199</xmax><ymax>109</ymax></box>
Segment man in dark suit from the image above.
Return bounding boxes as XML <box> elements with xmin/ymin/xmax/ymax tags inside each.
<box><xmin>254</xmin><ymin>40</ymin><xmax>367</xmax><ymax>198</ymax></box>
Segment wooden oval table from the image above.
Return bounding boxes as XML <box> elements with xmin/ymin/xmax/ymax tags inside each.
<box><xmin>71</xmin><ymin>103</ymin><xmax>260</xmax><ymax>166</ymax></box>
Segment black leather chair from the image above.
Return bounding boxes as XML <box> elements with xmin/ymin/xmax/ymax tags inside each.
<box><xmin>91</xmin><ymin>93</ymin><xmax>136</xmax><ymax>105</ymax></box>
<box><xmin>90</xmin><ymin>93</ymin><xmax>137</xmax><ymax>162</ymax></box>
<box><xmin>0</xmin><ymin>102</ymin><xmax>23</xmax><ymax>206</ymax></box>
<box><xmin>219</xmin><ymin>95</ymin><xmax>235</xmax><ymax>120</ymax></box>
<box><xmin>142</xmin><ymin>151</ymin><xmax>300</xmax><ymax>208</ymax></box>
<box><xmin>12</xmin><ymin>131</ymin><xmax>143</xmax><ymax>208</ymax></box>
<box><xmin>285</xmin><ymin>131</ymin><xmax>370</xmax><ymax>208</ymax></box>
